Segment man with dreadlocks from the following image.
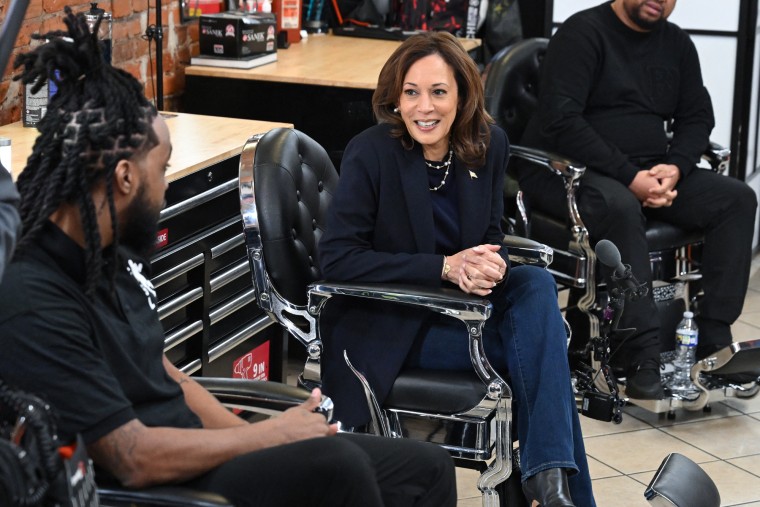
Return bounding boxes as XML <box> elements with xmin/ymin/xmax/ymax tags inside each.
<box><xmin>0</xmin><ymin>8</ymin><xmax>457</xmax><ymax>507</ymax></box>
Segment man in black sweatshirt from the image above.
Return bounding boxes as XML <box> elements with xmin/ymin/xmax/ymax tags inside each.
<box><xmin>517</xmin><ymin>0</ymin><xmax>757</xmax><ymax>399</ymax></box>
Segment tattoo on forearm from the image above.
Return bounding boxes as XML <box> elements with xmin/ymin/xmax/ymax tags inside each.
<box><xmin>89</xmin><ymin>420</ymin><xmax>143</xmax><ymax>486</ymax></box>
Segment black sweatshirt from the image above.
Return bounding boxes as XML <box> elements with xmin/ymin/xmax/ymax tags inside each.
<box><xmin>518</xmin><ymin>1</ymin><xmax>714</xmax><ymax>187</ymax></box>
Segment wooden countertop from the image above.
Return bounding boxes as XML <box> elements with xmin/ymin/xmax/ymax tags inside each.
<box><xmin>185</xmin><ymin>33</ymin><xmax>481</xmax><ymax>90</ymax></box>
<box><xmin>0</xmin><ymin>112</ymin><xmax>292</xmax><ymax>182</ymax></box>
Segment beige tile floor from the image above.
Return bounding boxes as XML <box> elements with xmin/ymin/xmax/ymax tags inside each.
<box><xmin>457</xmin><ymin>254</ymin><xmax>760</xmax><ymax>506</ymax></box>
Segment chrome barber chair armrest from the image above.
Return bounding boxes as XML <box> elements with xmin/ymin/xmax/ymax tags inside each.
<box><xmin>195</xmin><ymin>377</ymin><xmax>333</xmax><ymax>420</ymax></box>
<box><xmin>307</xmin><ymin>281</ymin><xmax>503</xmax><ymax>388</ymax></box>
<box><xmin>308</xmin><ymin>281</ymin><xmax>491</xmax><ymax>325</ymax></box>
<box><xmin>702</xmin><ymin>141</ymin><xmax>730</xmax><ymax>174</ymax></box>
<box><xmin>510</xmin><ymin>145</ymin><xmax>586</xmax><ymax>182</ymax></box>
<box><xmin>508</xmin><ymin>145</ymin><xmax>588</xmax><ymax>235</ymax></box>
<box><xmin>503</xmin><ymin>235</ymin><xmax>553</xmax><ymax>267</ymax></box>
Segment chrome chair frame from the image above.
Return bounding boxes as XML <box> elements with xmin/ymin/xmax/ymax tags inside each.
<box><xmin>239</xmin><ymin>128</ymin><xmax>553</xmax><ymax>506</ymax></box>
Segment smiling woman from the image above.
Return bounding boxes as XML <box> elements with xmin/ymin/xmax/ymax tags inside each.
<box><xmin>396</xmin><ymin>54</ymin><xmax>459</xmax><ymax>161</ymax></box>
<box><xmin>317</xmin><ymin>30</ymin><xmax>597</xmax><ymax>507</ymax></box>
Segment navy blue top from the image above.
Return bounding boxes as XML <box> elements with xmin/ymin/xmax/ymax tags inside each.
<box><xmin>427</xmin><ymin>161</ymin><xmax>460</xmax><ymax>255</ymax></box>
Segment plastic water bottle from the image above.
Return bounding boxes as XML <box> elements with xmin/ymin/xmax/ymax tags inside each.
<box><xmin>667</xmin><ymin>311</ymin><xmax>699</xmax><ymax>394</ymax></box>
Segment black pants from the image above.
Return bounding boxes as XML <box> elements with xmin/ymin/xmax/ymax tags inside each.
<box><xmin>184</xmin><ymin>432</ymin><xmax>457</xmax><ymax>507</ymax></box>
<box><xmin>522</xmin><ymin>167</ymin><xmax>757</xmax><ymax>364</ymax></box>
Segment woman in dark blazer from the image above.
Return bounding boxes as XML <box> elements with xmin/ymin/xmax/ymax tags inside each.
<box><xmin>319</xmin><ymin>32</ymin><xmax>595</xmax><ymax>507</ymax></box>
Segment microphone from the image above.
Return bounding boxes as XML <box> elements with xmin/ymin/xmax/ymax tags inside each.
<box><xmin>594</xmin><ymin>240</ymin><xmax>648</xmax><ymax>300</ymax></box>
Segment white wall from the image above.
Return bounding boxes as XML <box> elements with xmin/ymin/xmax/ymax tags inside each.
<box><xmin>553</xmin><ymin>0</ymin><xmax>740</xmax><ymax>30</ymax></box>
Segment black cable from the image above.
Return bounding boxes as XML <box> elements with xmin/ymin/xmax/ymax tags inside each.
<box><xmin>0</xmin><ymin>379</ymin><xmax>61</xmax><ymax>506</ymax></box>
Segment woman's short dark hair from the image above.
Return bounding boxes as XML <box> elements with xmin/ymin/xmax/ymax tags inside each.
<box><xmin>373</xmin><ymin>31</ymin><xmax>493</xmax><ymax>168</ymax></box>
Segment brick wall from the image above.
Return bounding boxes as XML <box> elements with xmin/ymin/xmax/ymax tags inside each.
<box><xmin>0</xmin><ymin>0</ymin><xmax>201</xmax><ymax>126</ymax></box>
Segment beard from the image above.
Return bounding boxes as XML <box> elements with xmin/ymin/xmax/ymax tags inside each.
<box><xmin>629</xmin><ymin>5</ymin><xmax>666</xmax><ymax>30</ymax></box>
<box><xmin>120</xmin><ymin>185</ymin><xmax>163</xmax><ymax>257</ymax></box>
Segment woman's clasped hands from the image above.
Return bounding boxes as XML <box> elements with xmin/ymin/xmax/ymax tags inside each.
<box><xmin>444</xmin><ymin>244</ymin><xmax>507</xmax><ymax>295</ymax></box>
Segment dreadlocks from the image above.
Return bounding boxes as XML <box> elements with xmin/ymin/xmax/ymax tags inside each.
<box><xmin>13</xmin><ymin>6</ymin><xmax>158</xmax><ymax>297</ymax></box>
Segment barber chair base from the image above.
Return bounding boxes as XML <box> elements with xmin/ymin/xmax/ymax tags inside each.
<box><xmin>454</xmin><ymin>455</ymin><xmax>529</xmax><ymax>507</ymax></box>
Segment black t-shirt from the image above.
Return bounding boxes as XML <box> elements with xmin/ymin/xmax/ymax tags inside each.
<box><xmin>0</xmin><ymin>222</ymin><xmax>201</xmax><ymax>445</ymax></box>
<box><xmin>518</xmin><ymin>1</ymin><xmax>714</xmax><ymax>187</ymax></box>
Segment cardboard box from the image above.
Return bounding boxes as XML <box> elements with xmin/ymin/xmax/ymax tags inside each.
<box><xmin>199</xmin><ymin>12</ymin><xmax>277</xmax><ymax>58</ymax></box>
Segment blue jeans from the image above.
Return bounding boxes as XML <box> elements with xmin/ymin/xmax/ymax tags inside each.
<box><xmin>406</xmin><ymin>266</ymin><xmax>596</xmax><ymax>506</ymax></box>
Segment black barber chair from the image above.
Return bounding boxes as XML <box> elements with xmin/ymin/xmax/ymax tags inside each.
<box><xmin>239</xmin><ymin>127</ymin><xmax>552</xmax><ymax>506</ymax></box>
<box><xmin>97</xmin><ymin>379</ymin><xmax>330</xmax><ymax>507</ymax></box>
<box><xmin>482</xmin><ymin>37</ymin><xmax>759</xmax><ymax>414</ymax></box>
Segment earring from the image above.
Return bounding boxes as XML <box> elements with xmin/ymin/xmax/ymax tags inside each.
<box><xmin>393</xmin><ymin>107</ymin><xmax>399</xmax><ymax>113</ymax></box>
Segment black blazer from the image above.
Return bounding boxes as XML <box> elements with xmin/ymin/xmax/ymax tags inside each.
<box><xmin>318</xmin><ymin>122</ymin><xmax>510</xmax><ymax>426</ymax></box>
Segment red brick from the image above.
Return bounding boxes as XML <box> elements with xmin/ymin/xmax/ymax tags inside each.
<box><xmin>163</xmin><ymin>52</ymin><xmax>175</xmax><ymax>70</ymax></box>
<box><xmin>133</xmin><ymin>0</ymin><xmax>149</xmax><ymax>13</ymax></box>
<box><xmin>41</xmin><ymin>15</ymin><xmax>66</xmax><ymax>34</ymax></box>
<box><xmin>177</xmin><ymin>46</ymin><xmax>191</xmax><ymax>64</ymax></box>
<box><xmin>43</xmin><ymin>0</ymin><xmax>76</xmax><ymax>13</ymax></box>
<box><xmin>188</xmin><ymin>22</ymin><xmax>199</xmax><ymax>41</ymax></box>
<box><xmin>27</xmin><ymin>0</ymin><xmax>44</xmax><ymax>17</ymax></box>
<box><xmin>144</xmin><ymin>82</ymin><xmax>155</xmax><ymax>100</ymax></box>
<box><xmin>112</xmin><ymin>1</ymin><xmax>135</xmax><ymax>18</ymax></box>
<box><xmin>0</xmin><ymin>81</ymin><xmax>10</xmax><ymax>105</ymax></box>
<box><xmin>162</xmin><ymin>74</ymin><xmax>179</xmax><ymax>96</ymax></box>
<box><xmin>113</xmin><ymin>18</ymin><xmax>144</xmax><ymax>40</ymax></box>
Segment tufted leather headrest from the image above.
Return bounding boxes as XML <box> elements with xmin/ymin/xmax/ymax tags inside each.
<box><xmin>483</xmin><ymin>38</ymin><xmax>549</xmax><ymax>144</ymax></box>
<box><xmin>253</xmin><ymin>128</ymin><xmax>339</xmax><ymax>306</ymax></box>
<box><xmin>645</xmin><ymin>453</ymin><xmax>720</xmax><ymax>507</ymax></box>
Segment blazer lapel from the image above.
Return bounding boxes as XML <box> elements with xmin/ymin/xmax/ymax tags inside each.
<box><xmin>399</xmin><ymin>147</ymin><xmax>435</xmax><ymax>253</ymax></box>
<box><xmin>456</xmin><ymin>162</ymin><xmax>490</xmax><ymax>248</ymax></box>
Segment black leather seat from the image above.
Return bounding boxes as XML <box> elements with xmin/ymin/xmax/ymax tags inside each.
<box><xmin>239</xmin><ymin>127</ymin><xmax>553</xmax><ymax>506</ymax></box>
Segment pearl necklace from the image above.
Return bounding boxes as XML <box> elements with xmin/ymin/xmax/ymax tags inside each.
<box><xmin>426</xmin><ymin>149</ymin><xmax>453</xmax><ymax>192</ymax></box>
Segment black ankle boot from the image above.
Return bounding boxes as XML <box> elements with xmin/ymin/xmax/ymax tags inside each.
<box><xmin>522</xmin><ymin>468</ymin><xmax>575</xmax><ymax>506</ymax></box>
